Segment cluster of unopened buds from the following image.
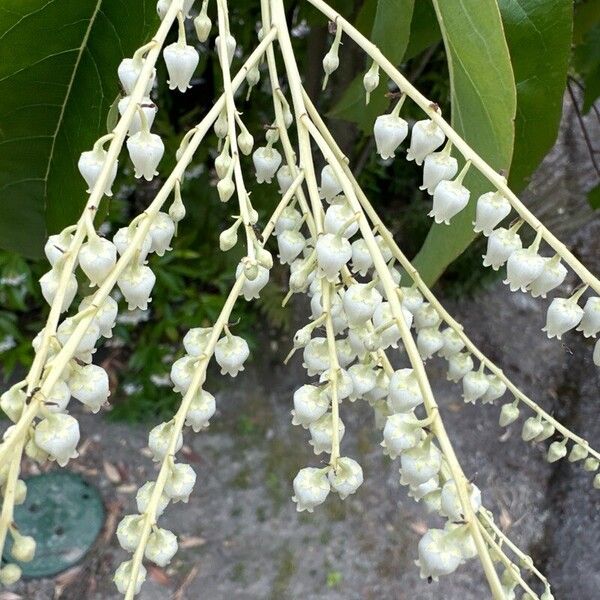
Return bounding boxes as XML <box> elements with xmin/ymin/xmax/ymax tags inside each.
<box><xmin>0</xmin><ymin>0</ymin><xmax>598</xmax><ymax>598</ymax></box>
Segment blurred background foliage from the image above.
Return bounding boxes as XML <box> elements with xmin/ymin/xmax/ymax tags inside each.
<box><xmin>0</xmin><ymin>0</ymin><xmax>598</xmax><ymax>420</ymax></box>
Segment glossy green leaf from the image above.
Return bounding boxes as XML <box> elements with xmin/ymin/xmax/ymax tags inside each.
<box><xmin>588</xmin><ymin>184</ymin><xmax>600</xmax><ymax>210</ymax></box>
<box><xmin>412</xmin><ymin>0</ymin><xmax>516</xmax><ymax>285</ymax></box>
<box><xmin>403</xmin><ymin>0</ymin><xmax>441</xmax><ymax>60</ymax></box>
<box><xmin>499</xmin><ymin>0</ymin><xmax>572</xmax><ymax>191</ymax></box>
<box><xmin>0</xmin><ymin>0</ymin><xmax>156</xmax><ymax>258</ymax></box>
<box><xmin>329</xmin><ymin>0</ymin><xmax>414</xmax><ymax>133</ymax></box>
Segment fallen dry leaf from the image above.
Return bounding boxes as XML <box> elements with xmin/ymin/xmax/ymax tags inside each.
<box><xmin>0</xmin><ymin>593</ymin><xmax>23</xmax><ymax>600</ymax></box>
<box><xmin>409</xmin><ymin>520</ymin><xmax>428</xmax><ymax>536</ymax></box>
<box><xmin>148</xmin><ymin>564</ymin><xmax>171</xmax><ymax>586</ymax></box>
<box><xmin>103</xmin><ymin>460</ymin><xmax>122</xmax><ymax>484</ymax></box>
<box><xmin>179</xmin><ymin>535</ymin><xmax>206</xmax><ymax>549</ymax></box>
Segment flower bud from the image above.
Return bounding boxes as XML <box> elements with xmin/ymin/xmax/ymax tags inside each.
<box><xmin>194</xmin><ymin>2</ymin><xmax>212</xmax><ymax>42</ymax></box>
<box><xmin>1</xmin><ymin>386</ymin><xmax>26</xmax><ymax>423</ymax></box>
<box><xmin>45</xmin><ymin>231</ymin><xmax>74</xmax><ymax>267</ymax></box>
<box><xmin>440</xmin><ymin>479</ymin><xmax>481</xmax><ymax>521</ymax></box>
<box><xmin>319</xmin><ymin>165</ymin><xmax>343</xmax><ymax>201</ymax></box>
<box><xmin>79</xmin><ymin>236</ymin><xmax>117</xmax><ymax>286</ymax></box>
<box><xmin>504</xmin><ymin>247</ymin><xmax>545</xmax><ymax>292</ymax></box>
<box><xmin>438</xmin><ymin>327</ymin><xmax>465</xmax><ymax>359</ymax></box>
<box><xmin>308</xmin><ymin>412</ymin><xmax>345</xmax><ymax>455</ymax></box>
<box><xmin>373</xmin><ymin>113</ymin><xmax>408</xmax><ymax>160</ymax></box>
<box><xmin>350</xmin><ymin>238</ymin><xmax>373</xmax><ymax>275</ymax></box>
<box><xmin>521</xmin><ymin>416</ymin><xmax>544</xmax><ymax>441</ymax></box>
<box><xmin>568</xmin><ymin>443</ymin><xmax>588</xmax><ymax>462</ymax></box>
<box><xmin>547</xmin><ymin>439</ymin><xmax>568</xmax><ymax>463</ymax></box>
<box><xmin>291</xmin><ymin>384</ymin><xmax>329</xmax><ymax>428</ymax></box>
<box><xmin>400</xmin><ymin>440</ymin><xmax>442</xmax><ymax>486</ymax></box>
<box><xmin>534</xmin><ymin>420</ymin><xmax>555</xmax><ymax>442</ymax></box>
<box><xmin>116</xmin><ymin>514</ymin><xmax>144</xmax><ymax>551</ymax></box>
<box><xmin>328</xmin><ymin>457</ymin><xmax>363</xmax><ymax>499</ymax></box>
<box><xmin>252</xmin><ymin>146</ymin><xmax>282</xmax><ymax>184</ymax></box>
<box><xmin>219</xmin><ymin>220</ymin><xmax>239</xmax><ymax>252</ymax></box>
<box><xmin>126</xmin><ymin>130</ymin><xmax>164</xmax><ymax>181</ymax></box>
<box><xmin>528</xmin><ymin>255</ymin><xmax>567</xmax><ymax>298</ymax></box>
<box><xmin>113</xmin><ymin>560</ymin><xmax>146</xmax><ymax>595</ymax></box>
<box><xmin>462</xmin><ymin>369</ymin><xmax>490</xmax><ymax>404</ymax></box>
<box><xmin>584</xmin><ymin>457</ymin><xmax>599</xmax><ymax>472</ymax></box>
<box><xmin>542</xmin><ymin>297</ymin><xmax>584</xmax><ymax>339</ymax></box>
<box><xmin>69</xmin><ymin>364</ymin><xmax>109</xmax><ymax>413</ymax></box>
<box><xmin>420</xmin><ymin>151</ymin><xmax>458</xmax><ymax>195</ymax></box>
<box><xmin>78</xmin><ymin>148</ymin><xmax>118</xmax><ymax>196</ymax></box>
<box><xmin>11</xmin><ymin>534</ymin><xmax>36</xmax><ymax>563</ymax></box>
<box><xmin>34</xmin><ymin>413</ymin><xmax>80</xmax><ymax>466</ymax></box>
<box><xmin>184</xmin><ymin>327</ymin><xmax>212</xmax><ymax>357</ymax></box>
<box><xmin>482</xmin><ymin>227</ymin><xmax>522</xmax><ymax>270</ymax></box>
<box><xmin>429</xmin><ymin>179</ymin><xmax>470</xmax><ymax>225</ymax></box>
<box><xmin>0</xmin><ymin>563</ymin><xmax>21</xmax><ymax>585</ymax></box>
<box><xmin>381</xmin><ymin>413</ymin><xmax>424</xmax><ymax>458</ymax></box>
<box><xmin>417</xmin><ymin>327</ymin><xmax>444</xmax><ymax>360</ymax></box>
<box><xmin>215</xmin><ymin>34</ymin><xmax>236</xmax><ymax>67</ymax></box>
<box><xmin>473</xmin><ymin>191</ymin><xmax>511</xmax><ymax>235</ymax></box>
<box><xmin>277</xmin><ymin>230</ymin><xmax>306</xmax><ymax>265</ymax></box>
<box><xmin>117</xmin><ymin>57</ymin><xmax>155</xmax><ymax>95</ymax></box>
<box><xmin>118</xmin><ymin>96</ymin><xmax>157</xmax><ymax>135</ymax></box>
<box><xmin>499</xmin><ymin>401</ymin><xmax>519</xmax><ymax>427</ymax></box>
<box><xmin>480</xmin><ymin>374</ymin><xmax>506</xmax><ymax>404</ymax></box>
<box><xmin>316</xmin><ymin>233</ymin><xmax>351</xmax><ymax>282</ymax></box>
<box><xmin>164</xmin><ymin>462</ymin><xmax>196</xmax><ymax>502</ymax></box>
<box><xmin>362</xmin><ymin>62</ymin><xmax>379</xmax><ymax>103</ymax></box>
<box><xmin>388</xmin><ymin>368</ymin><xmax>423</xmax><ymax>413</ymax></box>
<box><xmin>215</xmin><ymin>334</ymin><xmax>249</xmax><ymax>377</ymax></box>
<box><xmin>342</xmin><ymin>283</ymin><xmax>382</xmax><ymax>326</ymax></box>
<box><xmin>446</xmin><ymin>352</ymin><xmax>473</xmax><ymax>383</ymax></box>
<box><xmin>407</xmin><ymin>119</ymin><xmax>445</xmax><ymax>165</ymax></box>
<box><xmin>245</xmin><ymin>65</ymin><xmax>260</xmax><ymax>96</ymax></box>
<box><xmin>145</xmin><ymin>527</ymin><xmax>178</xmax><ymax>566</ymax></box>
<box><xmin>416</xmin><ymin>528</ymin><xmax>462</xmax><ymax>581</ymax></box>
<box><xmin>185</xmin><ymin>389</ymin><xmax>216</xmax><ymax>432</ymax></box>
<box><xmin>136</xmin><ymin>481</ymin><xmax>170</xmax><ymax>518</ymax></box>
<box><xmin>148</xmin><ymin>421</ymin><xmax>183</xmax><ymax>462</ymax></box>
<box><xmin>292</xmin><ymin>467</ymin><xmax>330</xmax><ymax>512</ymax></box>
<box><xmin>39</xmin><ymin>268</ymin><xmax>78</xmax><ymax>313</ymax></box>
<box><xmin>118</xmin><ymin>264</ymin><xmax>156</xmax><ymax>310</ymax></box>
<box><xmin>577</xmin><ymin>296</ymin><xmax>600</xmax><ymax>337</ymax></box>
<box><xmin>164</xmin><ymin>42</ymin><xmax>199</xmax><ymax>92</ymax></box>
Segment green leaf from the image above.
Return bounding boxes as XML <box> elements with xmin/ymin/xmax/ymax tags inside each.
<box><xmin>499</xmin><ymin>0</ymin><xmax>572</xmax><ymax>191</ymax></box>
<box><xmin>0</xmin><ymin>0</ymin><xmax>156</xmax><ymax>258</ymax></box>
<box><xmin>329</xmin><ymin>0</ymin><xmax>414</xmax><ymax>133</ymax></box>
<box><xmin>588</xmin><ymin>184</ymin><xmax>600</xmax><ymax>210</ymax></box>
<box><xmin>403</xmin><ymin>0</ymin><xmax>441</xmax><ymax>60</ymax></box>
<box><xmin>412</xmin><ymin>0</ymin><xmax>517</xmax><ymax>285</ymax></box>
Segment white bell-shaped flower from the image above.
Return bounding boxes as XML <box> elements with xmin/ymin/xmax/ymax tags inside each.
<box><xmin>236</xmin><ymin>262</ymin><xmax>269</xmax><ymax>300</ymax></box>
<box><xmin>164</xmin><ymin>42</ymin><xmax>199</xmax><ymax>92</ymax></box>
<box><xmin>499</xmin><ymin>401</ymin><xmax>520</xmax><ymax>427</ymax></box>
<box><xmin>118</xmin><ymin>96</ymin><xmax>157</xmax><ymax>136</ymax></box>
<box><xmin>473</xmin><ymin>191</ymin><xmax>511</xmax><ymax>235</ymax></box>
<box><xmin>438</xmin><ymin>327</ymin><xmax>465</xmax><ymax>359</ymax></box>
<box><xmin>117</xmin><ymin>264</ymin><xmax>156</xmax><ymax>310</ymax></box>
<box><xmin>45</xmin><ymin>380</ymin><xmax>71</xmax><ymax>413</ymax></box>
<box><xmin>113</xmin><ymin>560</ymin><xmax>146</xmax><ymax>595</ymax></box>
<box><xmin>275</xmin><ymin>205</ymin><xmax>303</xmax><ymax>235</ymax></box>
<box><xmin>429</xmin><ymin>178</ymin><xmax>470</xmax><ymax>225</ymax></box>
<box><xmin>416</xmin><ymin>528</ymin><xmax>463</xmax><ymax>581</ymax></box>
<box><xmin>292</xmin><ymin>467</ymin><xmax>330</xmax><ymax>512</ymax></box>
<box><xmin>373</xmin><ymin>111</ymin><xmax>408</xmax><ymax>160</ymax></box>
<box><xmin>136</xmin><ymin>481</ymin><xmax>170</xmax><ymax>519</ymax></box>
<box><xmin>373</xmin><ymin>302</ymin><xmax>413</xmax><ymax>349</ymax></box>
<box><xmin>252</xmin><ymin>146</ymin><xmax>282</xmax><ymax>183</ymax></box>
<box><xmin>363</xmin><ymin>61</ymin><xmax>379</xmax><ymax>103</ymax></box>
<box><xmin>69</xmin><ymin>364</ymin><xmax>110</xmax><ymax>413</ymax></box>
<box><xmin>39</xmin><ymin>268</ymin><xmax>77</xmax><ymax>313</ymax></box>
<box><xmin>145</xmin><ymin>527</ymin><xmax>178</xmax><ymax>567</ymax></box>
<box><xmin>319</xmin><ymin>164</ymin><xmax>343</xmax><ymax>201</ymax></box>
<box><xmin>440</xmin><ymin>479</ymin><xmax>481</xmax><ymax>521</ymax></box>
<box><xmin>350</xmin><ymin>238</ymin><xmax>373</xmax><ymax>275</ymax></box>
<box><xmin>0</xmin><ymin>386</ymin><xmax>26</xmax><ymax>423</ymax></box>
<box><xmin>407</xmin><ymin>119</ymin><xmax>445</xmax><ymax>165</ymax></box>
<box><xmin>127</xmin><ymin>130</ymin><xmax>164</xmax><ymax>181</ymax></box>
<box><xmin>364</xmin><ymin>369</ymin><xmax>389</xmax><ymax>404</ymax></box>
<box><xmin>56</xmin><ymin>318</ymin><xmax>100</xmax><ymax>363</ymax></box>
<box><xmin>504</xmin><ymin>243</ymin><xmax>545</xmax><ymax>292</ymax></box>
<box><xmin>408</xmin><ymin>476</ymin><xmax>440</xmax><ymax>502</ymax></box>
<box><xmin>185</xmin><ymin>389</ymin><xmax>216</xmax><ymax>432</ymax></box>
<box><xmin>277</xmin><ymin>230</ymin><xmax>305</xmax><ymax>264</ymax></box>
<box><xmin>528</xmin><ymin>255</ymin><xmax>567</xmax><ymax>298</ymax></box>
<box><xmin>164</xmin><ymin>462</ymin><xmax>196</xmax><ymax>502</ymax></box>
<box><xmin>34</xmin><ymin>413</ymin><xmax>80</xmax><ymax>467</ymax></box>
<box><xmin>80</xmin><ymin>295</ymin><xmax>118</xmax><ymax>338</ymax></box>
<box><xmin>215</xmin><ymin>33</ymin><xmax>236</xmax><ymax>67</ymax></box>
<box><xmin>328</xmin><ymin>457</ymin><xmax>363</xmax><ymax>499</ymax></box>
<box><xmin>400</xmin><ymin>439</ymin><xmax>442</xmax><ymax>486</ymax></box>
<box><xmin>319</xmin><ymin>368</ymin><xmax>353</xmax><ymax>402</ymax></box>
<box><xmin>413</xmin><ymin>303</ymin><xmax>440</xmax><ymax>329</ymax></box>
<box><xmin>170</xmin><ymin>355</ymin><xmax>197</xmax><ymax>394</ymax></box>
<box><xmin>481</xmin><ymin>374</ymin><xmax>506</xmax><ymax>404</ymax></box>
<box><xmin>215</xmin><ymin>333</ymin><xmax>249</xmax><ymax>377</ymax></box>
<box><xmin>316</xmin><ymin>233</ymin><xmax>351</xmax><ymax>282</ymax></box>
<box><xmin>542</xmin><ymin>296</ymin><xmax>584</xmax><ymax>340</ymax></box>
<box><xmin>117</xmin><ymin>57</ymin><xmax>155</xmax><ymax>95</ymax></box>
<box><xmin>420</xmin><ymin>149</ymin><xmax>458</xmax><ymax>195</ymax></box>
<box><xmin>302</xmin><ymin>337</ymin><xmax>330</xmax><ymax>376</ymax></box>
<box><xmin>577</xmin><ymin>296</ymin><xmax>600</xmax><ymax>337</ymax></box>
<box><xmin>113</xmin><ymin>225</ymin><xmax>152</xmax><ymax>264</ymax></box>
<box><xmin>116</xmin><ymin>514</ymin><xmax>144</xmax><ymax>552</ymax></box>
<box><xmin>291</xmin><ymin>384</ymin><xmax>329</xmax><ymax>428</ymax></box>
<box><xmin>308</xmin><ymin>412</ymin><xmax>345</xmax><ymax>455</ymax></box>
<box><xmin>401</xmin><ymin>286</ymin><xmax>425</xmax><ymax>314</ymax></box>
<box><xmin>444</xmin><ymin>522</ymin><xmax>478</xmax><ymax>563</ymax></box>
<box><xmin>342</xmin><ymin>283</ymin><xmax>382</xmax><ymax>326</ymax></box>
<box><xmin>417</xmin><ymin>327</ymin><xmax>444</xmax><ymax>360</ymax></box>
<box><xmin>347</xmin><ymin>363</ymin><xmax>378</xmax><ymax>400</ymax></box>
<box><xmin>44</xmin><ymin>231</ymin><xmax>74</xmax><ymax>267</ymax></box>
<box><xmin>462</xmin><ymin>369</ymin><xmax>490</xmax><ymax>404</ymax></box>
<box><xmin>324</xmin><ymin>198</ymin><xmax>358</xmax><ymax>238</ymax></box>
<box><xmin>482</xmin><ymin>227</ymin><xmax>522</xmax><ymax>270</ymax></box>
<box><xmin>388</xmin><ymin>368</ymin><xmax>423</xmax><ymax>413</ymax></box>
<box><xmin>148</xmin><ymin>421</ymin><xmax>183</xmax><ymax>462</ymax></box>
<box><xmin>183</xmin><ymin>327</ymin><xmax>212</xmax><ymax>357</ymax></box>
<box><xmin>149</xmin><ymin>212</ymin><xmax>175</xmax><ymax>256</ymax></box>
<box><xmin>447</xmin><ymin>352</ymin><xmax>474</xmax><ymax>383</ymax></box>
<box><xmin>382</xmin><ymin>413</ymin><xmax>424</xmax><ymax>459</ymax></box>
<box><xmin>78</xmin><ymin>147</ymin><xmax>118</xmax><ymax>196</ymax></box>
<box><xmin>79</xmin><ymin>236</ymin><xmax>117</xmax><ymax>287</ymax></box>
<box><xmin>276</xmin><ymin>165</ymin><xmax>295</xmax><ymax>194</ymax></box>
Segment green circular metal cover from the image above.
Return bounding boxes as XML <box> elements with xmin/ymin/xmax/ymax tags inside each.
<box><xmin>4</xmin><ymin>471</ymin><xmax>104</xmax><ymax>578</ymax></box>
